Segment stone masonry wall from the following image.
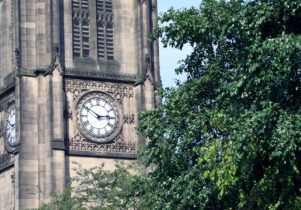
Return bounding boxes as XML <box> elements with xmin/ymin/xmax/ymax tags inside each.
<box><xmin>0</xmin><ymin>167</ymin><xmax>14</xmax><ymax>210</ymax></box>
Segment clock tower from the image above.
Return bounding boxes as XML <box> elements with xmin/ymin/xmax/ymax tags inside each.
<box><xmin>0</xmin><ymin>0</ymin><xmax>161</xmax><ymax>209</ymax></box>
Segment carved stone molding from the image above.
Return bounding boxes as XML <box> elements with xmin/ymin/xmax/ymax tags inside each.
<box><xmin>0</xmin><ymin>93</ymin><xmax>14</xmax><ymax>112</ymax></box>
<box><xmin>64</xmin><ymin>69</ymin><xmax>136</xmax><ymax>82</ymax></box>
<box><xmin>65</xmin><ymin>79</ymin><xmax>134</xmax><ymax>102</ymax></box>
<box><xmin>97</xmin><ymin>12</ymin><xmax>114</xmax><ymax>26</ymax></box>
<box><xmin>138</xmin><ymin>0</ymin><xmax>149</xmax><ymax>5</ymax></box>
<box><xmin>69</xmin><ymin>134</ymin><xmax>136</xmax><ymax>155</ymax></box>
<box><xmin>124</xmin><ymin>114</ymin><xmax>135</xmax><ymax>124</ymax></box>
<box><xmin>15</xmin><ymin>48</ymin><xmax>20</xmax><ymax>70</ymax></box>
<box><xmin>11</xmin><ymin>173</ymin><xmax>15</xmax><ymax>183</ymax></box>
<box><xmin>66</xmin><ymin>103</ymin><xmax>73</xmax><ymax>119</ymax></box>
<box><xmin>144</xmin><ymin>72</ymin><xmax>154</xmax><ymax>85</ymax></box>
<box><xmin>0</xmin><ymin>154</ymin><xmax>14</xmax><ymax>168</ymax></box>
<box><xmin>73</xmin><ymin>9</ymin><xmax>90</xmax><ymax>24</ymax></box>
<box><xmin>152</xmin><ymin>5</ymin><xmax>157</xmax><ymax>12</ymax></box>
<box><xmin>74</xmin><ymin>91</ymin><xmax>123</xmax><ymax>143</ymax></box>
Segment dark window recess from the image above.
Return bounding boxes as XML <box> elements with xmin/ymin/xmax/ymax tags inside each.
<box><xmin>105</xmin><ymin>0</ymin><xmax>113</xmax><ymax>12</ymax></box>
<box><xmin>96</xmin><ymin>0</ymin><xmax>114</xmax><ymax>60</ymax></box>
<box><xmin>72</xmin><ymin>0</ymin><xmax>90</xmax><ymax>58</ymax></box>
<box><xmin>96</xmin><ymin>0</ymin><xmax>104</xmax><ymax>12</ymax></box>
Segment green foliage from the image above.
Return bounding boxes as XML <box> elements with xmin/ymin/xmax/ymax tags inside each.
<box><xmin>139</xmin><ymin>0</ymin><xmax>301</xmax><ymax>209</ymax></box>
<box><xmin>39</xmin><ymin>162</ymin><xmax>146</xmax><ymax>210</ymax></box>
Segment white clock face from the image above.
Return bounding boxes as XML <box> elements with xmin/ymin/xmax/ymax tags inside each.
<box><xmin>80</xmin><ymin>97</ymin><xmax>117</xmax><ymax>137</ymax></box>
<box><xmin>6</xmin><ymin>106</ymin><xmax>16</xmax><ymax>146</ymax></box>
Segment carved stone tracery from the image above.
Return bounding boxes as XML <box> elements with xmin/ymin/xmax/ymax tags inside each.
<box><xmin>72</xmin><ymin>0</ymin><xmax>90</xmax><ymax>57</ymax></box>
<box><xmin>65</xmin><ymin>79</ymin><xmax>134</xmax><ymax>102</ymax></box>
<box><xmin>0</xmin><ymin>154</ymin><xmax>14</xmax><ymax>168</ymax></box>
<box><xmin>124</xmin><ymin>114</ymin><xmax>135</xmax><ymax>124</ymax></box>
<box><xmin>0</xmin><ymin>93</ymin><xmax>14</xmax><ymax>112</ymax></box>
<box><xmin>0</xmin><ymin>92</ymin><xmax>15</xmax><ymax>152</ymax></box>
<box><xmin>65</xmin><ymin>79</ymin><xmax>136</xmax><ymax>155</ymax></box>
<box><xmin>96</xmin><ymin>0</ymin><xmax>114</xmax><ymax>60</ymax></box>
<box><xmin>69</xmin><ymin>134</ymin><xmax>136</xmax><ymax>154</ymax></box>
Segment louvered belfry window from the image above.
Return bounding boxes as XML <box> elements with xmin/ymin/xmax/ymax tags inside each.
<box><xmin>96</xmin><ymin>0</ymin><xmax>114</xmax><ymax>60</ymax></box>
<box><xmin>72</xmin><ymin>0</ymin><xmax>90</xmax><ymax>58</ymax></box>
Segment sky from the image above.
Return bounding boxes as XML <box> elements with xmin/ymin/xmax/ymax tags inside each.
<box><xmin>157</xmin><ymin>1</ymin><xmax>201</xmax><ymax>88</ymax></box>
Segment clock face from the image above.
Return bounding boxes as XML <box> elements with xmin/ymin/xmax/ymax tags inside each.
<box><xmin>6</xmin><ymin>106</ymin><xmax>16</xmax><ymax>146</ymax></box>
<box><xmin>80</xmin><ymin>97</ymin><xmax>117</xmax><ymax>137</ymax></box>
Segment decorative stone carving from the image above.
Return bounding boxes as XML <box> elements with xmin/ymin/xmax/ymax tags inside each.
<box><xmin>11</xmin><ymin>173</ymin><xmax>15</xmax><ymax>184</ymax></box>
<box><xmin>138</xmin><ymin>0</ymin><xmax>149</xmax><ymax>5</ymax></box>
<box><xmin>96</xmin><ymin>0</ymin><xmax>114</xmax><ymax>60</ymax></box>
<box><xmin>97</xmin><ymin>12</ymin><xmax>114</xmax><ymax>26</ymax></box>
<box><xmin>66</xmin><ymin>79</ymin><xmax>136</xmax><ymax>155</ymax></box>
<box><xmin>74</xmin><ymin>91</ymin><xmax>123</xmax><ymax>143</ymax></box>
<box><xmin>69</xmin><ymin>134</ymin><xmax>136</xmax><ymax>154</ymax></box>
<box><xmin>66</xmin><ymin>103</ymin><xmax>73</xmax><ymax>119</ymax></box>
<box><xmin>0</xmin><ymin>154</ymin><xmax>14</xmax><ymax>168</ymax></box>
<box><xmin>15</xmin><ymin>48</ymin><xmax>20</xmax><ymax>71</ymax></box>
<box><xmin>124</xmin><ymin>114</ymin><xmax>135</xmax><ymax>124</ymax></box>
<box><xmin>152</xmin><ymin>4</ymin><xmax>157</xmax><ymax>12</ymax></box>
<box><xmin>51</xmin><ymin>47</ymin><xmax>63</xmax><ymax>75</ymax></box>
<box><xmin>0</xmin><ymin>93</ymin><xmax>15</xmax><ymax>112</ymax></box>
<box><xmin>65</xmin><ymin>79</ymin><xmax>134</xmax><ymax>102</ymax></box>
<box><xmin>64</xmin><ymin>69</ymin><xmax>136</xmax><ymax>81</ymax></box>
<box><xmin>72</xmin><ymin>0</ymin><xmax>90</xmax><ymax>58</ymax></box>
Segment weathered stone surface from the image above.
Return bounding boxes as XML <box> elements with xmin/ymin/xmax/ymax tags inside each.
<box><xmin>0</xmin><ymin>0</ymin><xmax>161</xmax><ymax>209</ymax></box>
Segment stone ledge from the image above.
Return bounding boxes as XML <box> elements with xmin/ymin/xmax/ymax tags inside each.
<box><xmin>0</xmin><ymin>81</ymin><xmax>15</xmax><ymax>98</ymax></box>
<box><xmin>67</xmin><ymin>150</ymin><xmax>137</xmax><ymax>159</ymax></box>
<box><xmin>64</xmin><ymin>69</ymin><xmax>137</xmax><ymax>84</ymax></box>
<box><xmin>0</xmin><ymin>154</ymin><xmax>14</xmax><ymax>172</ymax></box>
<box><xmin>52</xmin><ymin>139</ymin><xmax>66</xmax><ymax>150</ymax></box>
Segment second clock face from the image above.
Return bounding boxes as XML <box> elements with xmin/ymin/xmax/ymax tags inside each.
<box><xmin>80</xmin><ymin>97</ymin><xmax>117</xmax><ymax>137</ymax></box>
<box><xmin>6</xmin><ymin>106</ymin><xmax>16</xmax><ymax>146</ymax></box>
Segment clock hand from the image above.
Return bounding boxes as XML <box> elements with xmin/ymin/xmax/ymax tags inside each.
<box><xmin>84</xmin><ymin>107</ymin><xmax>115</xmax><ymax>121</ymax></box>
<box><xmin>95</xmin><ymin>115</ymin><xmax>115</xmax><ymax>120</ymax></box>
<box><xmin>105</xmin><ymin>115</ymin><xmax>115</xmax><ymax>120</ymax></box>
<box><xmin>7</xmin><ymin>122</ymin><xmax>16</xmax><ymax>130</ymax></box>
<box><xmin>84</xmin><ymin>107</ymin><xmax>101</xmax><ymax>119</ymax></box>
<box><xmin>7</xmin><ymin>120</ymin><xmax>13</xmax><ymax>127</ymax></box>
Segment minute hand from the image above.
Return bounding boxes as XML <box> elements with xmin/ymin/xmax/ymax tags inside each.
<box><xmin>85</xmin><ymin>107</ymin><xmax>101</xmax><ymax>119</ymax></box>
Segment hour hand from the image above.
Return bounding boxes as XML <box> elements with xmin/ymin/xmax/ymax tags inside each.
<box><xmin>105</xmin><ymin>115</ymin><xmax>115</xmax><ymax>120</ymax></box>
<box><xmin>95</xmin><ymin>115</ymin><xmax>115</xmax><ymax>120</ymax></box>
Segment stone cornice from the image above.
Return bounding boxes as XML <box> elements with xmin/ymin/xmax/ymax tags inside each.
<box><xmin>64</xmin><ymin>69</ymin><xmax>137</xmax><ymax>84</ymax></box>
<box><xmin>0</xmin><ymin>154</ymin><xmax>14</xmax><ymax>172</ymax></box>
<box><xmin>137</xmin><ymin>0</ymin><xmax>149</xmax><ymax>5</ymax></box>
<box><xmin>68</xmin><ymin>151</ymin><xmax>137</xmax><ymax>159</ymax></box>
<box><xmin>0</xmin><ymin>82</ymin><xmax>15</xmax><ymax>99</ymax></box>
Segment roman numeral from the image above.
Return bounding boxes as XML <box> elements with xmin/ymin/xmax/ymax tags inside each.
<box><xmin>107</xmin><ymin>123</ymin><xmax>114</xmax><ymax>129</ymax></box>
<box><xmin>82</xmin><ymin>121</ymin><xmax>89</xmax><ymax>127</ymax></box>
<box><xmin>89</xmin><ymin>127</ymin><xmax>95</xmax><ymax>133</ymax></box>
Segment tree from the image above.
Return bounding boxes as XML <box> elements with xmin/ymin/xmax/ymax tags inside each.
<box><xmin>138</xmin><ymin>0</ymin><xmax>301</xmax><ymax>209</ymax></box>
<box><xmin>38</xmin><ymin>162</ymin><xmax>146</xmax><ymax>210</ymax></box>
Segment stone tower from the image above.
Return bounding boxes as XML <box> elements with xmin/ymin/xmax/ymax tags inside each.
<box><xmin>0</xmin><ymin>0</ymin><xmax>161</xmax><ymax>209</ymax></box>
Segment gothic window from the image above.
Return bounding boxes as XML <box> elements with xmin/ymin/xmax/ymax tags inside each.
<box><xmin>72</xmin><ymin>0</ymin><xmax>90</xmax><ymax>58</ymax></box>
<box><xmin>96</xmin><ymin>0</ymin><xmax>114</xmax><ymax>60</ymax></box>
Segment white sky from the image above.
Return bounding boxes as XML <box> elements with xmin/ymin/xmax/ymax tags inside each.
<box><xmin>158</xmin><ymin>1</ymin><xmax>201</xmax><ymax>87</ymax></box>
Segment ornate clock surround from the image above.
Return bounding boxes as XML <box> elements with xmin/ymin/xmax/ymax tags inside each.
<box><xmin>0</xmin><ymin>91</ymin><xmax>16</xmax><ymax>154</ymax></box>
<box><xmin>5</xmin><ymin>105</ymin><xmax>16</xmax><ymax>148</ymax></box>
<box><xmin>65</xmin><ymin>78</ymin><xmax>136</xmax><ymax>157</ymax></box>
<box><xmin>74</xmin><ymin>90</ymin><xmax>123</xmax><ymax>144</ymax></box>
